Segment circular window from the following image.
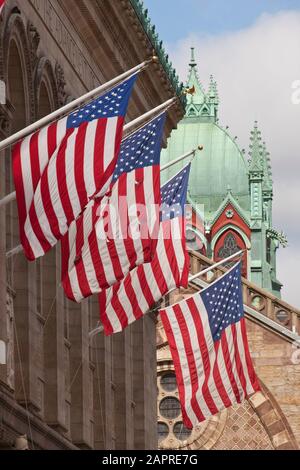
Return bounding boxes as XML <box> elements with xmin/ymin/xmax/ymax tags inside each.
<box><xmin>276</xmin><ymin>309</ymin><xmax>289</xmax><ymax>325</ymax></box>
<box><xmin>173</xmin><ymin>422</ymin><xmax>192</xmax><ymax>441</ymax></box>
<box><xmin>159</xmin><ymin>397</ymin><xmax>181</xmax><ymax>419</ymax></box>
<box><xmin>160</xmin><ymin>373</ymin><xmax>177</xmax><ymax>392</ymax></box>
<box><xmin>157</xmin><ymin>422</ymin><xmax>169</xmax><ymax>443</ymax></box>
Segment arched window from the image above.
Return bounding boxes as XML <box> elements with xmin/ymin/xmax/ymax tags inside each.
<box><xmin>214</xmin><ymin>230</ymin><xmax>248</xmax><ymax>278</ymax></box>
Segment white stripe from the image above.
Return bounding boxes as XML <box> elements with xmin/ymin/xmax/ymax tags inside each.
<box><xmin>83</xmin><ymin>120</ymin><xmax>97</xmax><ymax>197</ymax></box>
<box><xmin>20</xmin><ymin>135</ymin><xmax>34</xmax><ymax>211</ymax></box>
<box><xmin>103</xmin><ymin>117</ymin><xmax>118</xmax><ymax>171</ymax></box>
<box><xmin>127</xmin><ymin>169</ymin><xmax>143</xmax><ymax>263</ymax></box>
<box><xmin>56</xmin><ymin>117</ymin><xmax>68</xmax><ymax>146</ymax></box>
<box><xmin>216</xmin><ymin>339</ymin><xmax>235</xmax><ymax>407</ymax></box>
<box><xmin>65</xmin><ymin>128</ymin><xmax>82</xmax><ymax>220</ymax></box>
<box><xmin>102</xmin><ymin>289</ymin><xmax>123</xmax><ymax>333</ymax></box>
<box><xmin>22</xmin><ymin>218</ymin><xmax>44</xmax><ymax>259</ymax></box>
<box><xmin>68</xmin><ymin>269</ymin><xmax>83</xmax><ymax>303</ymax></box>
<box><xmin>224</xmin><ymin>327</ymin><xmax>245</xmax><ymax>401</ymax></box>
<box><xmin>37</xmin><ymin>126</ymin><xmax>50</xmax><ymax>174</ymax></box>
<box><xmin>236</xmin><ymin>322</ymin><xmax>255</xmax><ymax>395</ymax></box>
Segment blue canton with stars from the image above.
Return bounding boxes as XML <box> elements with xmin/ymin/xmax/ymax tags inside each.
<box><xmin>201</xmin><ymin>262</ymin><xmax>244</xmax><ymax>342</ymax></box>
<box><xmin>112</xmin><ymin>113</ymin><xmax>166</xmax><ymax>182</ymax></box>
<box><xmin>66</xmin><ymin>74</ymin><xmax>137</xmax><ymax>129</ymax></box>
<box><xmin>160</xmin><ymin>164</ymin><xmax>191</xmax><ymax>222</ymax></box>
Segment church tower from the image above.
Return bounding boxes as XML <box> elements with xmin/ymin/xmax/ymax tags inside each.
<box><xmin>161</xmin><ymin>48</ymin><xmax>286</xmax><ymax>297</ymax></box>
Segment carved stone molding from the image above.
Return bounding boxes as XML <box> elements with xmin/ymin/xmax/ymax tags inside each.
<box><xmin>27</xmin><ymin>22</ymin><xmax>40</xmax><ymax>70</ymax></box>
<box><xmin>55</xmin><ymin>62</ymin><xmax>67</xmax><ymax>107</ymax></box>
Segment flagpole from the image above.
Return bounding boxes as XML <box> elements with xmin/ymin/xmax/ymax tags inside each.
<box><xmin>89</xmin><ymin>250</ymin><xmax>245</xmax><ymax>339</ymax></box>
<box><xmin>188</xmin><ymin>250</ymin><xmax>245</xmax><ymax>283</ymax></box>
<box><xmin>0</xmin><ymin>58</ymin><xmax>156</xmax><ymax>153</ymax></box>
<box><xmin>0</xmin><ymin>96</ymin><xmax>179</xmax><ymax>209</ymax></box>
<box><xmin>160</xmin><ymin>146</ymin><xmax>203</xmax><ymax>172</ymax></box>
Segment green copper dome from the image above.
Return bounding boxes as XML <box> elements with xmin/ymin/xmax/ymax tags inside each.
<box><xmin>161</xmin><ymin>48</ymin><xmax>250</xmax><ymax>217</ymax></box>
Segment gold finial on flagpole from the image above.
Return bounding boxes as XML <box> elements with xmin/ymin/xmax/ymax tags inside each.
<box><xmin>151</xmin><ymin>49</ymin><xmax>159</xmax><ymax>64</ymax></box>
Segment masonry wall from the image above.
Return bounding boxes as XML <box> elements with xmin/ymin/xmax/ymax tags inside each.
<box><xmin>0</xmin><ymin>0</ymin><xmax>183</xmax><ymax>450</ymax></box>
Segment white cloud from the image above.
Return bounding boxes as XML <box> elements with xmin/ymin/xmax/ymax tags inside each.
<box><xmin>166</xmin><ymin>10</ymin><xmax>300</xmax><ymax>307</ymax></box>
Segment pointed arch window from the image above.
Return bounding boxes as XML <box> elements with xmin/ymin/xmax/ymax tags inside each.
<box><xmin>217</xmin><ymin>233</ymin><xmax>240</xmax><ymax>268</ymax></box>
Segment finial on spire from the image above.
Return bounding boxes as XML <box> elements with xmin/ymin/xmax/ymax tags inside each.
<box><xmin>189</xmin><ymin>47</ymin><xmax>197</xmax><ymax>67</ymax></box>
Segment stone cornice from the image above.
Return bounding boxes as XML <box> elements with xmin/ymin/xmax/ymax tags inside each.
<box><xmin>129</xmin><ymin>0</ymin><xmax>186</xmax><ymax>107</ymax></box>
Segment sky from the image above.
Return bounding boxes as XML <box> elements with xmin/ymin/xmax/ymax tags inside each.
<box><xmin>145</xmin><ymin>0</ymin><xmax>300</xmax><ymax>308</ymax></box>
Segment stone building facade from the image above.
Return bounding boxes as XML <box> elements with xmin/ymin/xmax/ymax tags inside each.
<box><xmin>0</xmin><ymin>0</ymin><xmax>185</xmax><ymax>450</ymax></box>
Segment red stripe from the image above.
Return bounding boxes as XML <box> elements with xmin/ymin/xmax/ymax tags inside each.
<box><xmin>73</xmin><ymin>213</ymin><xmax>92</xmax><ymax>300</ymax></box>
<box><xmin>188</xmin><ymin>297</ymin><xmax>219</xmax><ymax>415</ymax></box>
<box><xmin>86</xmin><ymin>203</ymin><xmax>110</xmax><ymax>289</ymax></box>
<box><xmin>172</xmin><ymin>303</ymin><xmax>206</xmax><ymax>422</ymax></box>
<box><xmin>110</xmin><ymin>286</ymin><xmax>129</xmax><ymax>332</ymax></box>
<box><xmin>160</xmin><ymin>309</ymin><xmax>194</xmax><ymax>429</ymax></box>
<box><xmin>93</xmin><ymin>119</ymin><xmax>107</xmax><ymax>193</ymax></box>
<box><xmin>61</xmin><ymin>231</ymin><xmax>70</xmax><ymax>280</ymax></box>
<box><xmin>231</xmin><ymin>323</ymin><xmax>247</xmax><ymax>397</ymax></box>
<box><xmin>134</xmin><ymin>167</ymin><xmax>150</xmax><ymax>262</ymax></box>
<box><xmin>123</xmin><ymin>274</ymin><xmax>144</xmax><ymax>321</ymax></box>
<box><xmin>148</xmin><ymin>166</ymin><xmax>161</xmax><ymax>254</ymax></box>
<box><xmin>99</xmin><ymin>290</ymin><xmax>114</xmax><ymax>336</ymax></box>
<box><xmin>56</xmin><ymin>129</ymin><xmax>76</xmax><ymax>227</ymax></box>
<box><xmin>12</xmin><ymin>140</ymin><xmax>35</xmax><ymax>260</ymax></box>
<box><xmin>29</xmin><ymin>131</ymin><xmax>41</xmax><ymax>191</ymax></box>
<box><xmin>240</xmin><ymin>318</ymin><xmax>261</xmax><ymax>394</ymax></box>
<box><xmin>213</xmin><ymin>340</ymin><xmax>232</xmax><ymax>408</ymax></box>
<box><xmin>74</xmin><ymin>122</ymin><xmax>88</xmax><ymax>208</ymax></box>
<box><xmin>47</xmin><ymin>122</ymin><xmax>58</xmax><ymax>160</ymax></box>
<box><xmin>220</xmin><ymin>330</ymin><xmax>241</xmax><ymax>403</ymax></box>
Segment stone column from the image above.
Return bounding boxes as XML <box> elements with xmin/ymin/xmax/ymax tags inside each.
<box><xmin>132</xmin><ymin>314</ymin><xmax>157</xmax><ymax>450</ymax></box>
<box><xmin>91</xmin><ymin>297</ymin><xmax>115</xmax><ymax>449</ymax></box>
<box><xmin>113</xmin><ymin>327</ymin><xmax>134</xmax><ymax>449</ymax></box>
<box><xmin>69</xmin><ymin>299</ymin><xmax>94</xmax><ymax>449</ymax></box>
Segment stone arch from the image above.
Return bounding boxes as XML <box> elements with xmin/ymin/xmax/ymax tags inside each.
<box><xmin>35</xmin><ymin>57</ymin><xmax>59</xmax><ymax>116</ymax></box>
<box><xmin>3</xmin><ymin>11</ymin><xmax>37</xmax><ymax>408</ymax></box>
<box><xmin>2</xmin><ymin>11</ymin><xmax>35</xmax><ymax>126</ymax></box>
<box><xmin>248</xmin><ymin>382</ymin><xmax>299</xmax><ymax>450</ymax></box>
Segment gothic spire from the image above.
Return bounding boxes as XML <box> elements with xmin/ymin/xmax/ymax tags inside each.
<box><xmin>208</xmin><ymin>74</ymin><xmax>219</xmax><ymax>103</ymax></box>
<box><xmin>249</xmin><ymin>121</ymin><xmax>264</xmax><ymax>176</ymax></box>
<box><xmin>186</xmin><ymin>47</ymin><xmax>205</xmax><ymax>105</ymax></box>
<box><xmin>261</xmin><ymin>141</ymin><xmax>273</xmax><ymax>193</ymax></box>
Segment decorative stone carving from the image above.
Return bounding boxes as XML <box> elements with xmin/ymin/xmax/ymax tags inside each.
<box><xmin>55</xmin><ymin>62</ymin><xmax>67</xmax><ymax>107</ymax></box>
<box><xmin>27</xmin><ymin>22</ymin><xmax>40</xmax><ymax>69</ymax></box>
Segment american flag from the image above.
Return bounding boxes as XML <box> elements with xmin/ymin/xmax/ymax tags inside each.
<box><xmin>0</xmin><ymin>1</ymin><xmax>5</xmax><ymax>15</ymax></box>
<box><xmin>160</xmin><ymin>262</ymin><xmax>260</xmax><ymax>429</ymax></box>
<box><xmin>61</xmin><ymin>114</ymin><xmax>165</xmax><ymax>301</ymax></box>
<box><xmin>13</xmin><ymin>74</ymin><xmax>137</xmax><ymax>261</ymax></box>
<box><xmin>99</xmin><ymin>164</ymin><xmax>191</xmax><ymax>335</ymax></box>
